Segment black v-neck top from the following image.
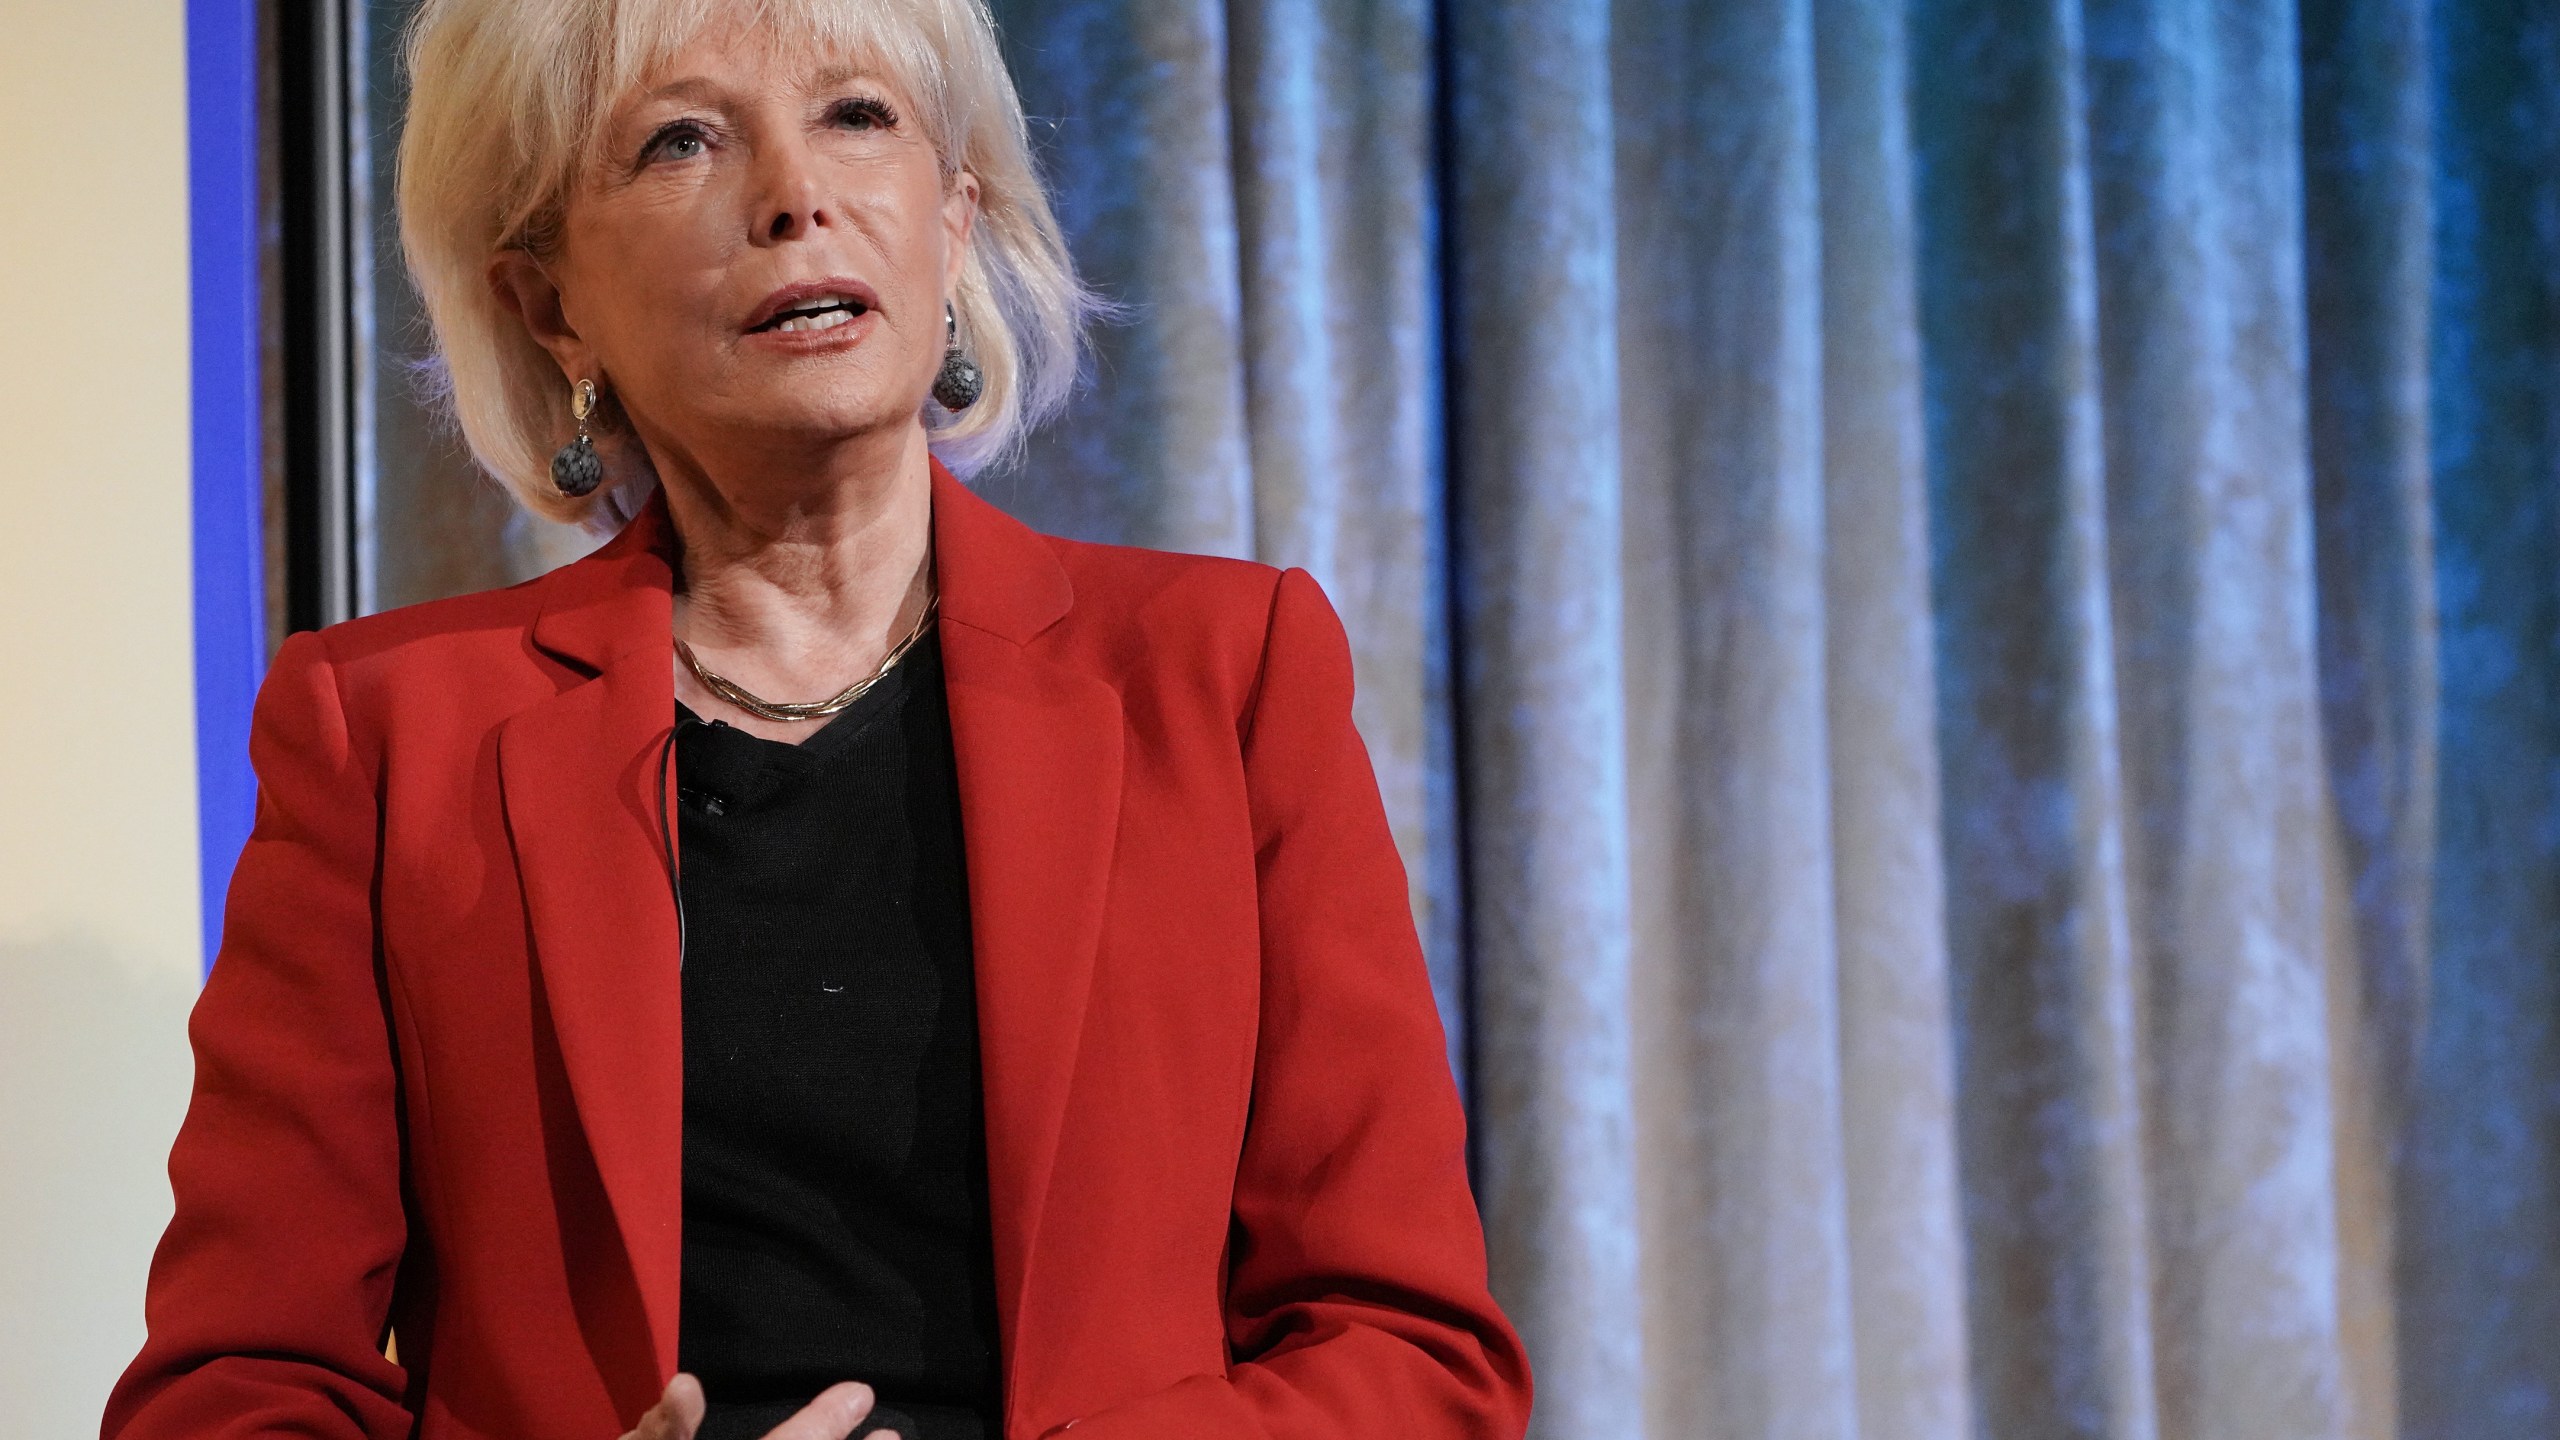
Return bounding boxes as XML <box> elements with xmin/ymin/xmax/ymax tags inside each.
<box><xmin>673</xmin><ymin>629</ymin><xmax>1004</xmax><ymax>1440</ymax></box>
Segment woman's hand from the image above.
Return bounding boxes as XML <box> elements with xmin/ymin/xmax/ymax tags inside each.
<box><xmin>620</xmin><ymin>1374</ymin><xmax>879</xmax><ymax>1440</ymax></box>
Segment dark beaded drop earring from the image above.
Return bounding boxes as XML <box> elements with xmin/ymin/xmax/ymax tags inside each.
<box><xmin>932</xmin><ymin>302</ymin><xmax>983</xmax><ymax>412</ymax></box>
<box><xmin>550</xmin><ymin>378</ymin><xmax>604</xmax><ymax>497</ymax></box>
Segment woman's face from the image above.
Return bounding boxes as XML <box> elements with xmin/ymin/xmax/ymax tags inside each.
<box><xmin>499</xmin><ymin>22</ymin><xmax>977</xmax><ymax>476</ymax></box>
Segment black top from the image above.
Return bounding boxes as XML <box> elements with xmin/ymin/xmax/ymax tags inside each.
<box><xmin>673</xmin><ymin>629</ymin><xmax>1004</xmax><ymax>1440</ymax></box>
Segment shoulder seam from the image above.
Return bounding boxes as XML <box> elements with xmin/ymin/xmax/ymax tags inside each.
<box><xmin>1236</xmin><ymin>566</ymin><xmax>1297</xmax><ymax>750</ymax></box>
<box><xmin>300</xmin><ymin>625</ymin><xmax>385</xmax><ymax>793</ymax></box>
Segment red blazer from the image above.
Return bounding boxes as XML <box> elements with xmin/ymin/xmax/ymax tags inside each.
<box><xmin>103</xmin><ymin>463</ymin><xmax>1529</xmax><ymax>1440</ymax></box>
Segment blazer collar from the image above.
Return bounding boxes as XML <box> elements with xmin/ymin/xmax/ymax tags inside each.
<box><xmin>503</xmin><ymin>460</ymin><xmax>1118</xmax><ymax>1429</ymax></box>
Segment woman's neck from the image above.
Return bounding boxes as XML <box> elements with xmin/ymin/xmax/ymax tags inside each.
<box><xmin>658</xmin><ymin>425</ymin><xmax>938</xmax><ymax>742</ymax></box>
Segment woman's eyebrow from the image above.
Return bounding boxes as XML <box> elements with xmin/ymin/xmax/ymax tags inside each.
<box><xmin>803</xmin><ymin>63</ymin><xmax>905</xmax><ymax>99</ymax></box>
<box><xmin>635</xmin><ymin>75</ymin><xmax>730</xmax><ymax>106</ymax></box>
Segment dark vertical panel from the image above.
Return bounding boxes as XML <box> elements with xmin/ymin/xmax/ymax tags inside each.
<box><xmin>258</xmin><ymin>0</ymin><xmax>287</xmax><ymax>651</ymax></box>
<box><xmin>271</xmin><ymin>0</ymin><xmax>359</xmax><ymax>632</ymax></box>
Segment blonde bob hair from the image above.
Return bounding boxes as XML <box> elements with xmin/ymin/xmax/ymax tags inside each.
<box><xmin>398</xmin><ymin>0</ymin><xmax>1092</xmax><ymax>527</ymax></box>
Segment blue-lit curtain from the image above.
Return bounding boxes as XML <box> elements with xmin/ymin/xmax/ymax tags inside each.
<box><xmin>968</xmin><ymin>1</ymin><xmax>2560</xmax><ymax>1437</ymax></box>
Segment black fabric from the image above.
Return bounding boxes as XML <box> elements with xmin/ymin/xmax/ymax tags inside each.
<box><xmin>673</xmin><ymin>629</ymin><xmax>1003</xmax><ymax>1440</ymax></box>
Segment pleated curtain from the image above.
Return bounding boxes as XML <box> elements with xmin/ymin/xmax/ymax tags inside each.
<box><xmin>363</xmin><ymin>0</ymin><xmax>2560</xmax><ymax>1433</ymax></box>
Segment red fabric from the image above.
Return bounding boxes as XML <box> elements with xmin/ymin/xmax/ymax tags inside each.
<box><xmin>102</xmin><ymin>464</ymin><xmax>1530</xmax><ymax>1440</ymax></box>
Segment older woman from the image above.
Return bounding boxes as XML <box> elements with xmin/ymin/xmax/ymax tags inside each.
<box><xmin>100</xmin><ymin>2</ymin><xmax>1525</xmax><ymax>1439</ymax></box>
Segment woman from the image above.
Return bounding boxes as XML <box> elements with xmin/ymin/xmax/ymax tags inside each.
<box><xmin>100</xmin><ymin>1</ymin><xmax>1527</xmax><ymax>1438</ymax></box>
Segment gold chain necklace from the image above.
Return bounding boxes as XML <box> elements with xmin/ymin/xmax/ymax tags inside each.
<box><xmin>677</xmin><ymin>584</ymin><xmax>940</xmax><ymax>723</ymax></box>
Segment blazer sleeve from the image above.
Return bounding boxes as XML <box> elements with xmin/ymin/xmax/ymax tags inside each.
<box><xmin>100</xmin><ymin>630</ymin><xmax>416</xmax><ymax>1440</ymax></box>
<box><xmin>1048</xmin><ymin>567</ymin><xmax>1533</xmax><ymax>1439</ymax></box>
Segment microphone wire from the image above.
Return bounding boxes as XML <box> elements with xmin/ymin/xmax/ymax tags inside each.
<box><xmin>654</xmin><ymin>714</ymin><xmax>698</xmax><ymax>972</ymax></box>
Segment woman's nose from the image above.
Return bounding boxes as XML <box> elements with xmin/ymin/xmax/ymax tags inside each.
<box><xmin>750</xmin><ymin>139</ymin><xmax>831</xmax><ymax>244</ymax></box>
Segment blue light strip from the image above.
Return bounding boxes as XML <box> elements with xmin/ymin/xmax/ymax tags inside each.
<box><xmin>187</xmin><ymin>0</ymin><xmax>266</xmax><ymax>973</ymax></box>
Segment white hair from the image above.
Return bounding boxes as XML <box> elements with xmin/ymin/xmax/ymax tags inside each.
<box><xmin>397</xmin><ymin>0</ymin><xmax>1093</xmax><ymax>527</ymax></box>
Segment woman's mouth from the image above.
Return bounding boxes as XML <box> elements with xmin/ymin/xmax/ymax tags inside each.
<box><xmin>750</xmin><ymin>295</ymin><xmax>870</xmax><ymax>334</ymax></box>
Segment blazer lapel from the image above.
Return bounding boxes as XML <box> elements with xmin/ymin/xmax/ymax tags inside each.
<box><xmin>927</xmin><ymin>467</ymin><xmax>1126</xmax><ymax>1411</ymax></box>
<box><xmin>497</xmin><ymin>498</ymin><xmax>686</xmax><ymax>1397</ymax></box>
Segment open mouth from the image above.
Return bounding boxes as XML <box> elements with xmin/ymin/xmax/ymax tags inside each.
<box><xmin>750</xmin><ymin>295</ymin><xmax>871</xmax><ymax>335</ymax></box>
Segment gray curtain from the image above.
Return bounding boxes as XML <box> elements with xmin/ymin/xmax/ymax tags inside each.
<box><xmin>361</xmin><ymin>0</ymin><xmax>2560</xmax><ymax>1434</ymax></box>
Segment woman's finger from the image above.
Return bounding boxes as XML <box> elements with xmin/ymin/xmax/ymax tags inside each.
<box><xmin>628</xmin><ymin>1373</ymin><xmax>706</xmax><ymax>1440</ymax></box>
<box><xmin>756</xmin><ymin>1381</ymin><xmax>876</xmax><ymax>1440</ymax></box>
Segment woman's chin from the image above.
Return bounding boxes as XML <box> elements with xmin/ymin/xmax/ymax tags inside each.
<box><xmin>706</xmin><ymin>395</ymin><xmax>927</xmax><ymax>456</ymax></box>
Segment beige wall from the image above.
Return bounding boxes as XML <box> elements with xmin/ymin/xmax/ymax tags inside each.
<box><xmin>0</xmin><ymin>1</ymin><xmax>205</xmax><ymax>1434</ymax></box>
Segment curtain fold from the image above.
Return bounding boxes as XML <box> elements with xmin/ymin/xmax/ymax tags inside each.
<box><xmin>1446</xmin><ymin>6</ymin><xmax>1648</xmax><ymax>1432</ymax></box>
<box><xmin>2395</xmin><ymin>4</ymin><xmax>2560</xmax><ymax>1435</ymax></box>
<box><xmin>1910</xmin><ymin>2</ymin><xmax>2163</xmax><ymax>1433</ymax></box>
<box><xmin>1814</xmin><ymin>0</ymin><xmax>1976</xmax><ymax>1434</ymax></box>
<box><xmin>2299</xmin><ymin>2</ymin><xmax>2435</xmax><ymax>1433</ymax></box>
<box><xmin>1610</xmin><ymin>1</ymin><xmax>1867</xmax><ymax>1436</ymax></box>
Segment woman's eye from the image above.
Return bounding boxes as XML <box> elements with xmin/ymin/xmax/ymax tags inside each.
<box><xmin>831</xmin><ymin>98</ymin><xmax>897</xmax><ymax>131</ymax></box>
<box><xmin>644</xmin><ymin>124</ymin><xmax>709</xmax><ymax>163</ymax></box>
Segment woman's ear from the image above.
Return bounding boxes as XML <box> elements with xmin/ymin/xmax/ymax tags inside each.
<box><xmin>941</xmin><ymin>171</ymin><xmax>981</xmax><ymax>296</ymax></box>
<box><xmin>488</xmin><ymin>250</ymin><xmax>597</xmax><ymax>385</ymax></box>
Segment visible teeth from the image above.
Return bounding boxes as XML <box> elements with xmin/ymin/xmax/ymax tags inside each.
<box><xmin>777</xmin><ymin>308</ymin><xmax>855</xmax><ymax>333</ymax></box>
